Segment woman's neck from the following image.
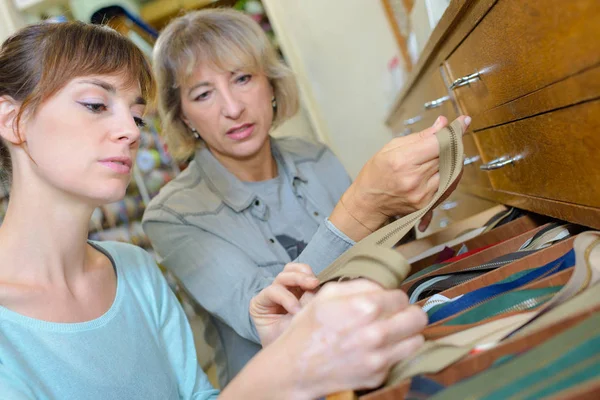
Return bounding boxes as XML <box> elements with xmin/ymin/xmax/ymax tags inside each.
<box><xmin>210</xmin><ymin>138</ymin><xmax>278</xmax><ymax>182</ymax></box>
<box><xmin>0</xmin><ymin>179</ymin><xmax>93</xmax><ymax>286</ymax></box>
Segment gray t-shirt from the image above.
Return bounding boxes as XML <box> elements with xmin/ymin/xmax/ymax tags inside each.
<box><xmin>244</xmin><ymin>165</ymin><xmax>318</xmax><ymax>260</ymax></box>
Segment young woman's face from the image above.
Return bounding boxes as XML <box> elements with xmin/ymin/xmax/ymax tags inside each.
<box><xmin>20</xmin><ymin>74</ymin><xmax>146</xmax><ymax>204</ymax></box>
<box><xmin>180</xmin><ymin>64</ymin><xmax>274</xmax><ymax>161</ymax></box>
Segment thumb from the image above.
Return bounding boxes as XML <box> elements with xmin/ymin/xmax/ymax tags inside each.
<box><xmin>418</xmin><ymin>210</ymin><xmax>433</xmax><ymax>232</ymax></box>
<box><xmin>417</xmin><ymin>115</ymin><xmax>449</xmax><ymax>139</ymax></box>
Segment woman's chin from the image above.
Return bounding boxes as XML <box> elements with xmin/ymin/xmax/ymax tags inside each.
<box><xmin>228</xmin><ymin>136</ymin><xmax>270</xmax><ymax>159</ymax></box>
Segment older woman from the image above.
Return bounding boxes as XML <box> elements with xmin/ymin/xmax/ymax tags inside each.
<box><xmin>143</xmin><ymin>8</ymin><xmax>467</xmax><ymax>386</ymax></box>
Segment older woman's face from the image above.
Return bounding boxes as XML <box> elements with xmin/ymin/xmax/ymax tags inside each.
<box><xmin>180</xmin><ymin>63</ymin><xmax>274</xmax><ymax>162</ymax></box>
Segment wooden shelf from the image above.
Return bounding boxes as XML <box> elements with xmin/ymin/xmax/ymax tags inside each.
<box><xmin>141</xmin><ymin>0</ymin><xmax>237</xmax><ymax>29</ymax></box>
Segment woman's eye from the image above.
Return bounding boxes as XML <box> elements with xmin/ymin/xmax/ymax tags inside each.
<box><xmin>81</xmin><ymin>102</ymin><xmax>107</xmax><ymax>113</ymax></box>
<box><xmin>236</xmin><ymin>74</ymin><xmax>252</xmax><ymax>84</ymax></box>
<box><xmin>194</xmin><ymin>91</ymin><xmax>211</xmax><ymax>102</ymax></box>
<box><xmin>134</xmin><ymin>117</ymin><xmax>147</xmax><ymax>129</ymax></box>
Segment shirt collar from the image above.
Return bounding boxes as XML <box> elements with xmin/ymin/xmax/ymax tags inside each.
<box><xmin>194</xmin><ymin>139</ymin><xmax>307</xmax><ymax>212</ymax></box>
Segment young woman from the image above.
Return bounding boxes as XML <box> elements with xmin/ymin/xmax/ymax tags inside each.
<box><xmin>0</xmin><ymin>21</ymin><xmax>426</xmax><ymax>399</ymax></box>
<box><xmin>144</xmin><ymin>8</ymin><xmax>467</xmax><ymax>386</ymax></box>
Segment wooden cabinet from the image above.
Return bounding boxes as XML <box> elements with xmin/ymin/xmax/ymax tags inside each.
<box><xmin>390</xmin><ymin>65</ymin><xmax>458</xmax><ymax>136</ymax></box>
<box><xmin>474</xmin><ymin>100</ymin><xmax>600</xmax><ymax>208</ymax></box>
<box><xmin>387</xmin><ymin>0</ymin><xmax>600</xmax><ymax>229</ymax></box>
<box><xmin>445</xmin><ymin>0</ymin><xmax>600</xmax><ymax>124</ymax></box>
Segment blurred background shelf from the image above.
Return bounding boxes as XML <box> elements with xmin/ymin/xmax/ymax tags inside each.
<box><xmin>140</xmin><ymin>0</ymin><xmax>237</xmax><ymax>28</ymax></box>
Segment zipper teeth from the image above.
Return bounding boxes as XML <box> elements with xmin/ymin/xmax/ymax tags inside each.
<box><xmin>376</xmin><ymin>125</ymin><xmax>458</xmax><ymax>246</ymax></box>
<box><xmin>488</xmin><ymin>293</ymin><xmax>555</xmax><ymax>319</ymax></box>
<box><xmin>425</xmin><ymin>299</ymin><xmax>447</xmax><ymax>307</ymax></box>
<box><xmin>464</xmin><ymin>260</ymin><xmax>509</xmax><ymax>271</ymax></box>
<box><xmin>441</xmin><ymin>261</ymin><xmax>565</xmax><ymax>320</ymax></box>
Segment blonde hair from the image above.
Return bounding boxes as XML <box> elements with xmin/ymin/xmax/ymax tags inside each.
<box><xmin>153</xmin><ymin>8</ymin><xmax>299</xmax><ymax>161</ymax></box>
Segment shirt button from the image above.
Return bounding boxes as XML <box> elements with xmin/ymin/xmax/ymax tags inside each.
<box><xmin>269</xmin><ymin>238</ymin><xmax>275</xmax><ymax>244</ymax></box>
<box><xmin>255</xmin><ymin>200</ymin><xmax>260</xmax><ymax>206</ymax></box>
<box><xmin>313</xmin><ymin>211</ymin><xmax>319</xmax><ymax>217</ymax></box>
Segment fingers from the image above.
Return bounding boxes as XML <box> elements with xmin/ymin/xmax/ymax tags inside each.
<box><xmin>315</xmin><ymin>283</ymin><xmax>411</xmax><ymax>332</ymax></box>
<box><xmin>258</xmin><ymin>283</ymin><xmax>302</xmax><ymax>314</ymax></box>
<box><xmin>409</xmin><ymin>115</ymin><xmax>448</xmax><ymax>141</ymax></box>
<box><xmin>275</xmin><ymin>271</ymin><xmax>319</xmax><ymax>291</ymax></box>
<box><xmin>340</xmin><ymin>304</ymin><xmax>427</xmax><ymax>352</ymax></box>
<box><xmin>386</xmin><ymin>334</ymin><xmax>425</xmax><ymax>365</ymax></box>
<box><xmin>401</xmin><ymin>115</ymin><xmax>472</xmax><ymax>164</ymax></box>
<box><xmin>454</xmin><ymin>115</ymin><xmax>472</xmax><ymax>134</ymax></box>
<box><xmin>281</xmin><ymin>262</ymin><xmax>314</xmax><ymax>276</ymax></box>
<box><xmin>275</xmin><ymin>263</ymin><xmax>319</xmax><ymax>291</ymax></box>
<box><xmin>318</xmin><ymin>278</ymin><xmax>384</xmax><ymax>299</ymax></box>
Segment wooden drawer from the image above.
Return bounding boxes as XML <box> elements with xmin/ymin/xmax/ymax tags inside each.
<box><xmin>474</xmin><ymin>100</ymin><xmax>600</xmax><ymax>208</ymax></box>
<box><xmin>444</xmin><ymin>0</ymin><xmax>600</xmax><ymax>124</ymax></box>
<box><xmin>390</xmin><ymin>66</ymin><xmax>458</xmax><ymax>135</ymax></box>
<box><xmin>460</xmin><ymin>133</ymin><xmax>491</xmax><ymax>189</ymax></box>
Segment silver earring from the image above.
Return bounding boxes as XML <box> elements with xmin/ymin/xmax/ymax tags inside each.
<box><xmin>271</xmin><ymin>96</ymin><xmax>277</xmax><ymax>109</ymax></box>
<box><xmin>191</xmin><ymin>128</ymin><xmax>200</xmax><ymax>140</ymax></box>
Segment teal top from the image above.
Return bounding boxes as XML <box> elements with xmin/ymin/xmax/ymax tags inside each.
<box><xmin>0</xmin><ymin>241</ymin><xmax>219</xmax><ymax>400</ymax></box>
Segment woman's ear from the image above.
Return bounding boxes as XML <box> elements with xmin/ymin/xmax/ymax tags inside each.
<box><xmin>0</xmin><ymin>96</ymin><xmax>22</xmax><ymax>145</ymax></box>
<box><xmin>180</xmin><ymin>112</ymin><xmax>192</xmax><ymax>131</ymax></box>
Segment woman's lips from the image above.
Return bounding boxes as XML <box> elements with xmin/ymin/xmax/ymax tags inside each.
<box><xmin>226</xmin><ymin>123</ymin><xmax>255</xmax><ymax>140</ymax></box>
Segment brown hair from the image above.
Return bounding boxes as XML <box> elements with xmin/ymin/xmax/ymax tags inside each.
<box><xmin>153</xmin><ymin>9</ymin><xmax>299</xmax><ymax>161</ymax></box>
<box><xmin>0</xmin><ymin>21</ymin><xmax>155</xmax><ymax>183</ymax></box>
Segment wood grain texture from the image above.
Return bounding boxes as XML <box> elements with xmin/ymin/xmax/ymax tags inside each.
<box><xmin>386</xmin><ymin>0</ymin><xmax>496</xmax><ymax>126</ymax></box>
<box><xmin>389</xmin><ymin>65</ymin><xmax>459</xmax><ymax>135</ymax></box>
<box><xmin>474</xmin><ymin>100</ymin><xmax>600</xmax><ymax>208</ymax></box>
<box><xmin>462</xmin><ymin>185</ymin><xmax>600</xmax><ymax>229</ymax></box>
<box><xmin>460</xmin><ymin>134</ymin><xmax>491</xmax><ymax>189</ymax></box>
<box><xmin>326</xmin><ymin>392</ymin><xmax>358</xmax><ymax>400</ymax></box>
<box><xmin>471</xmin><ymin>64</ymin><xmax>600</xmax><ymax>131</ymax></box>
<box><xmin>445</xmin><ymin>0</ymin><xmax>600</xmax><ymax>119</ymax></box>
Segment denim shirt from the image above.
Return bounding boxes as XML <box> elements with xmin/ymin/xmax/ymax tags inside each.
<box><xmin>142</xmin><ymin>137</ymin><xmax>354</xmax><ymax>387</ymax></box>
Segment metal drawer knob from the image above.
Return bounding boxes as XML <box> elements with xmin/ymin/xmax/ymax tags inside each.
<box><xmin>480</xmin><ymin>155</ymin><xmax>522</xmax><ymax>171</ymax></box>
<box><xmin>463</xmin><ymin>155</ymin><xmax>480</xmax><ymax>166</ymax></box>
<box><xmin>424</xmin><ymin>95</ymin><xmax>450</xmax><ymax>110</ymax></box>
<box><xmin>449</xmin><ymin>71</ymin><xmax>481</xmax><ymax>90</ymax></box>
<box><xmin>403</xmin><ymin>115</ymin><xmax>423</xmax><ymax>126</ymax></box>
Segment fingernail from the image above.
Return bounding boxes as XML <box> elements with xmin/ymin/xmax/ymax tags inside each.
<box><xmin>434</xmin><ymin>116</ymin><xmax>442</xmax><ymax>126</ymax></box>
<box><xmin>418</xmin><ymin>221</ymin><xmax>426</xmax><ymax>232</ymax></box>
<box><xmin>464</xmin><ymin>116</ymin><xmax>472</xmax><ymax>126</ymax></box>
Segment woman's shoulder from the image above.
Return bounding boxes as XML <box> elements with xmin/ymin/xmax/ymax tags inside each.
<box><xmin>273</xmin><ymin>136</ymin><xmax>329</xmax><ymax>162</ymax></box>
<box><xmin>142</xmin><ymin>161</ymin><xmax>222</xmax><ymax>224</ymax></box>
<box><xmin>90</xmin><ymin>241</ymin><xmax>154</xmax><ymax>268</ymax></box>
<box><xmin>89</xmin><ymin>241</ymin><xmax>166</xmax><ymax>288</ymax></box>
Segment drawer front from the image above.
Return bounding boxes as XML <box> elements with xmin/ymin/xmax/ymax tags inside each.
<box><xmin>445</xmin><ymin>0</ymin><xmax>600</xmax><ymax>121</ymax></box>
<box><xmin>390</xmin><ymin>67</ymin><xmax>459</xmax><ymax>136</ymax></box>
<box><xmin>460</xmin><ymin>133</ymin><xmax>491</xmax><ymax>189</ymax></box>
<box><xmin>474</xmin><ymin>100</ymin><xmax>600</xmax><ymax>208</ymax></box>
